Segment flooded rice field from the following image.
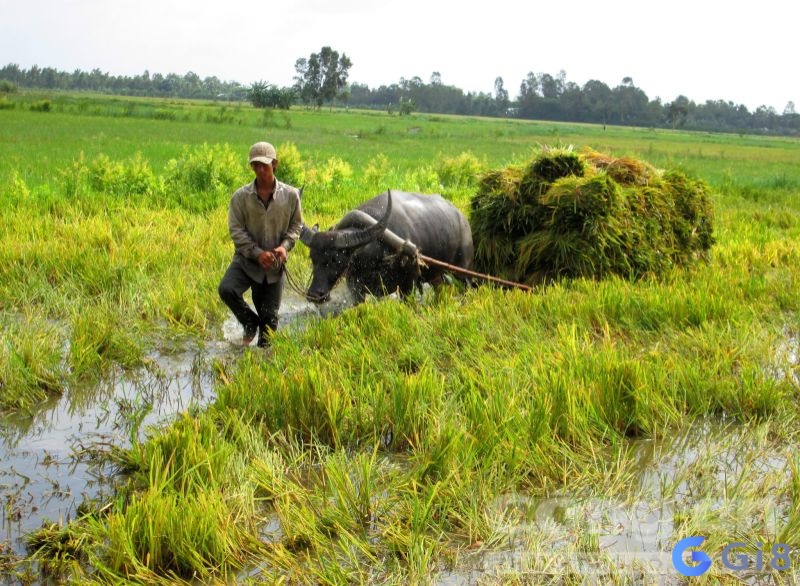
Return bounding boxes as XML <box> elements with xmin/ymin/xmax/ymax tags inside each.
<box><xmin>437</xmin><ymin>421</ymin><xmax>797</xmax><ymax>584</ymax></box>
<box><xmin>0</xmin><ymin>289</ymin><xmax>356</xmax><ymax>560</ymax></box>
<box><xmin>0</xmin><ymin>343</ymin><xmax>221</xmax><ymax>557</ymax></box>
<box><xmin>2</xmin><ymin>291</ymin><xmax>798</xmax><ymax>583</ymax></box>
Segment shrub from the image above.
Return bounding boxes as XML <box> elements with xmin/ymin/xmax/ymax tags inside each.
<box><xmin>88</xmin><ymin>154</ymin><xmax>125</xmax><ymax>194</ymax></box>
<box><xmin>165</xmin><ymin>143</ymin><xmax>242</xmax><ymax>194</ymax></box>
<box><xmin>30</xmin><ymin>100</ymin><xmax>51</xmax><ymax>112</ymax></box>
<box><xmin>58</xmin><ymin>154</ymin><xmax>89</xmax><ymax>198</ymax></box>
<box><xmin>363</xmin><ymin>153</ymin><xmax>392</xmax><ymax>186</ymax></box>
<box><xmin>86</xmin><ymin>153</ymin><xmax>159</xmax><ymax>198</ymax></box>
<box><xmin>9</xmin><ymin>170</ymin><xmax>30</xmax><ymax>200</ymax></box>
<box><xmin>152</xmin><ymin>108</ymin><xmax>177</xmax><ymax>121</ymax></box>
<box><xmin>163</xmin><ymin>143</ymin><xmax>244</xmax><ymax>212</ymax></box>
<box><xmin>205</xmin><ymin>106</ymin><xmax>235</xmax><ymax>124</ymax></box>
<box><xmin>0</xmin><ymin>79</ymin><xmax>17</xmax><ymax>93</ymax></box>
<box><xmin>316</xmin><ymin>157</ymin><xmax>353</xmax><ymax>187</ymax></box>
<box><xmin>434</xmin><ymin>151</ymin><xmax>484</xmax><ymax>188</ymax></box>
<box><xmin>124</xmin><ymin>153</ymin><xmax>159</xmax><ymax>196</ymax></box>
<box><xmin>407</xmin><ymin>165</ymin><xmax>440</xmax><ymax>193</ymax></box>
<box><xmin>276</xmin><ymin>142</ymin><xmax>306</xmax><ymax>188</ymax></box>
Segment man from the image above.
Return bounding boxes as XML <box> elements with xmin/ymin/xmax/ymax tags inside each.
<box><xmin>218</xmin><ymin>141</ymin><xmax>303</xmax><ymax>347</ymax></box>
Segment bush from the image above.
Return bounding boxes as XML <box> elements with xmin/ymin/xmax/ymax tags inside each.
<box><xmin>165</xmin><ymin>143</ymin><xmax>242</xmax><ymax>193</ymax></box>
<box><xmin>124</xmin><ymin>153</ymin><xmax>159</xmax><ymax>196</ymax></box>
<box><xmin>8</xmin><ymin>170</ymin><xmax>30</xmax><ymax>199</ymax></box>
<box><xmin>0</xmin><ymin>96</ymin><xmax>14</xmax><ymax>110</ymax></box>
<box><xmin>434</xmin><ymin>152</ymin><xmax>484</xmax><ymax>189</ymax></box>
<box><xmin>363</xmin><ymin>153</ymin><xmax>392</xmax><ymax>186</ymax></box>
<box><xmin>30</xmin><ymin>100</ymin><xmax>51</xmax><ymax>112</ymax></box>
<box><xmin>152</xmin><ymin>108</ymin><xmax>177</xmax><ymax>121</ymax></box>
<box><xmin>86</xmin><ymin>153</ymin><xmax>158</xmax><ymax>197</ymax></box>
<box><xmin>249</xmin><ymin>81</ymin><xmax>295</xmax><ymax>109</ymax></box>
<box><xmin>205</xmin><ymin>106</ymin><xmax>236</xmax><ymax>124</ymax></box>
<box><xmin>58</xmin><ymin>154</ymin><xmax>89</xmax><ymax>198</ymax></box>
<box><xmin>0</xmin><ymin>79</ymin><xmax>17</xmax><ymax>93</ymax></box>
<box><xmin>88</xmin><ymin>154</ymin><xmax>125</xmax><ymax>194</ymax></box>
<box><xmin>276</xmin><ymin>142</ymin><xmax>306</xmax><ymax>188</ymax></box>
<box><xmin>315</xmin><ymin>157</ymin><xmax>353</xmax><ymax>187</ymax></box>
<box><xmin>164</xmin><ymin>143</ymin><xmax>244</xmax><ymax>211</ymax></box>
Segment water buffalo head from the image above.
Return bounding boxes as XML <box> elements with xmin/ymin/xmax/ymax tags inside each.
<box><xmin>300</xmin><ymin>191</ymin><xmax>393</xmax><ymax>303</ymax></box>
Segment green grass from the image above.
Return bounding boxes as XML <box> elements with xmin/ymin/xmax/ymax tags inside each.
<box><xmin>3</xmin><ymin>91</ymin><xmax>800</xmax><ymax>582</ymax></box>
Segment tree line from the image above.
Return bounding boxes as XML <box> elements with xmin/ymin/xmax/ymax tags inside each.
<box><xmin>0</xmin><ymin>63</ymin><xmax>251</xmax><ymax>101</ymax></box>
<box><xmin>2</xmin><ymin>61</ymin><xmax>798</xmax><ymax>136</ymax></box>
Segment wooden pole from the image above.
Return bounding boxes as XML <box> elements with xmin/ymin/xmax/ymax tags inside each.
<box><xmin>419</xmin><ymin>254</ymin><xmax>533</xmax><ymax>292</ymax></box>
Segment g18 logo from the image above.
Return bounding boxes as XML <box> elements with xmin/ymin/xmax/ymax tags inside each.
<box><xmin>672</xmin><ymin>536</ymin><xmax>791</xmax><ymax>576</ymax></box>
<box><xmin>672</xmin><ymin>536</ymin><xmax>712</xmax><ymax>576</ymax></box>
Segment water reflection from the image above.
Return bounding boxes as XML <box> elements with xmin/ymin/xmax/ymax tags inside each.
<box><xmin>437</xmin><ymin>421</ymin><xmax>796</xmax><ymax>584</ymax></box>
<box><xmin>0</xmin><ymin>289</ymin><xmax>354</xmax><ymax>557</ymax></box>
<box><xmin>0</xmin><ymin>348</ymin><xmax>218</xmax><ymax>554</ymax></box>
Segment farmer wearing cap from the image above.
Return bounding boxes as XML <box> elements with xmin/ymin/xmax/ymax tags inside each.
<box><xmin>218</xmin><ymin>141</ymin><xmax>303</xmax><ymax>347</ymax></box>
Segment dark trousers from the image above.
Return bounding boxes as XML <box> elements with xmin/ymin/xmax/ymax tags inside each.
<box><xmin>218</xmin><ymin>262</ymin><xmax>284</xmax><ymax>337</ymax></box>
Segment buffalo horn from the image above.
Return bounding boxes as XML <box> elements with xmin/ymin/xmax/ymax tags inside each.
<box><xmin>299</xmin><ymin>223</ymin><xmax>319</xmax><ymax>246</ymax></box>
<box><xmin>330</xmin><ymin>190</ymin><xmax>393</xmax><ymax>249</ymax></box>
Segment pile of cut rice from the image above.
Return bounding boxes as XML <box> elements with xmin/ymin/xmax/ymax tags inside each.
<box><xmin>469</xmin><ymin>146</ymin><xmax>714</xmax><ymax>284</ymax></box>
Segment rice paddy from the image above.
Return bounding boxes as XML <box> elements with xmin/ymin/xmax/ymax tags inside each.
<box><xmin>2</xmin><ymin>91</ymin><xmax>800</xmax><ymax>584</ymax></box>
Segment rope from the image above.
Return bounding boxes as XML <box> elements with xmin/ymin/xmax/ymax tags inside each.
<box><xmin>417</xmin><ymin>254</ymin><xmax>533</xmax><ymax>292</ymax></box>
<box><xmin>283</xmin><ymin>264</ymin><xmax>311</xmax><ymax>297</ymax></box>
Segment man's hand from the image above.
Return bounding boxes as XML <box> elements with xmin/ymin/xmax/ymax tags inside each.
<box><xmin>273</xmin><ymin>246</ymin><xmax>288</xmax><ymax>264</ymax></box>
<box><xmin>258</xmin><ymin>250</ymin><xmax>276</xmax><ymax>270</ymax></box>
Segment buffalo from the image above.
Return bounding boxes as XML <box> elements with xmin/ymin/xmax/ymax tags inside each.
<box><xmin>299</xmin><ymin>190</ymin><xmax>474</xmax><ymax>303</ymax></box>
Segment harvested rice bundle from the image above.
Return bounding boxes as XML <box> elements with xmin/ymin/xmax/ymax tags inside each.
<box><xmin>582</xmin><ymin>148</ymin><xmax>658</xmax><ymax>186</ymax></box>
<box><xmin>470</xmin><ymin>167</ymin><xmax>536</xmax><ymax>236</ymax></box>
<box><xmin>662</xmin><ymin>170</ymin><xmax>715</xmax><ymax>256</ymax></box>
<box><xmin>469</xmin><ymin>168</ymin><xmax>526</xmax><ymax>276</ymax></box>
<box><xmin>519</xmin><ymin>146</ymin><xmax>586</xmax><ymax>202</ymax></box>
<box><xmin>528</xmin><ymin>146</ymin><xmax>586</xmax><ymax>184</ymax></box>
<box><xmin>519</xmin><ymin>174</ymin><xmax>630</xmax><ymax>279</ymax></box>
<box><xmin>469</xmin><ymin>146</ymin><xmax>714</xmax><ymax>284</ymax></box>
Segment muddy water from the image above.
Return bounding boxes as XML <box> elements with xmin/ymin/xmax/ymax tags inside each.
<box><xmin>0</xmin><ymin>348</ymin><xmax>220</xmax><ymax>556</ymax></box>
<box><xmin>5</xmin><ymin>290</ymin><xmax>794</xmax><ymax>581</ymax></box>
<box><xmin>0</xmin><ymin>290</ymin><xmax>355</xmax><ymax>558</ymax></box>
<box><xmin>437</xmin><ymin>422</ymin><xmax>796</xmax><ymax>585</ymax></box>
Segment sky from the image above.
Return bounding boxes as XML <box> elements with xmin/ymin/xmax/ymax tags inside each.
<box><xmin>2</xmin><ymin>0</ymin><xmax>797</xmax><ymax>112</ymax></box>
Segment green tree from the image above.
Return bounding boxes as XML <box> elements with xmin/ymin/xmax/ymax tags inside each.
<box><xmin>294</xmin><ymin>55</ymin><xmax>321</xmax><ymax>106</ymax></box>
<box><xmin>612</xmin><ymin>77</ymin><xmax>649</xmax><ymax>124</ymax></box>
<box><xmin>494</xmin><ymin>76</ymin><xmax>509</xmax><ymax>114</ymax></box>
<box><xmin>294</xmin><ymin>46</ymin><xmax>351</xmax><ymax>109</ymax></box>
<box><xmin>666</xmin><ymin>95</ymin><xmax>692</xmax><ymax>128</ymax></box>
<box><xmin>399</xmin><ymin>96</ymin><xmax>415</xmax><ymax>116</ymax></box>
<box><xmin>249</xmin><ymin>81</ymin><xmax>295</xmax><ymax>109</ymax></box>
<box><xmin>582</xmin><ymin>79</ymin><xmax>612</xmax><ymax>126</ymax></box>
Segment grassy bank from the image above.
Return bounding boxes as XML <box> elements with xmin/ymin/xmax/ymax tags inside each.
<box><xmin>2</xmin><ymin>93</ymin><xmax>800</xmax><ymax>582</ymax></box>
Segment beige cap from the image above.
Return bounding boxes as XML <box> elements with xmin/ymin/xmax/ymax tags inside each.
<box><xmin>249</xmin><ymin>141</ymin><xmax>277</xmax><ymax>165</ymax></box>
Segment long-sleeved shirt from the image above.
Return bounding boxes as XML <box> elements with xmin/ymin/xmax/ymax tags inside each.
<box><xmin>227</xmin><ymin>179</ymin><xmax>303</xmax><ymax>284</ymax></box>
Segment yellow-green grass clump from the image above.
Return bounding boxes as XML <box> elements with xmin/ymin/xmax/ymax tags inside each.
<box><xmin>470</xmin><ymin>146</ymin><xmax>715</xmax><ymax>284</ymax></box>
